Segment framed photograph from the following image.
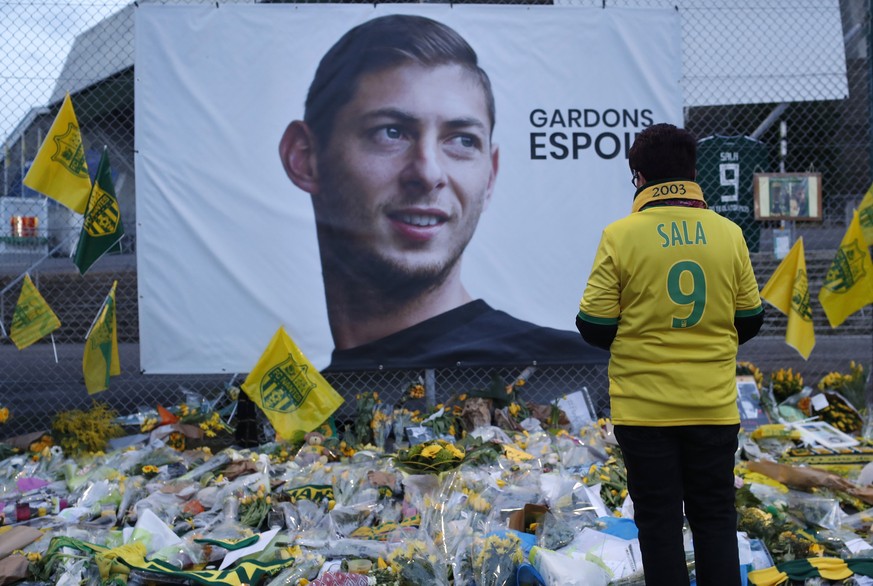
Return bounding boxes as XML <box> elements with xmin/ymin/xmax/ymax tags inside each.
<box><xmin>753</xmin><ymin>172</ymin><xmax>822</xmax><ymax>221</ymax></box>
<box><xmin>736</xmin><ymin>375</ymin><xmax>770</xmax><ymax>430</ymax></box>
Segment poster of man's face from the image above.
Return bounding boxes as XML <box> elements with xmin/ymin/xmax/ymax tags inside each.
<box><xmin>135</xmin><ymin>4</ymin><xmax>683</xmax><ymax>373</ymax></box>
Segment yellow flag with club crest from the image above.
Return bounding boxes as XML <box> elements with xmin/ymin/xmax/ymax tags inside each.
<box><xmin>242</xmin><ymin>326</ymin><xmax>343</xmax><ymax>441</ymax></box>
<box><xmin>760</xmin><ymin>237</ymin><xmax>814</xmax><ymax>359</ymax></box>
<box><xmin>9</xmin><ymin>274</ymin><xmax>61</xmax><ymax>350</ymax></box>
<box><xmin>819</xmin><ymin>210</ymin><xmax>873</xmax><ymax>328</ymax></box>
<box><xmin>23</xmin><ymin>93</ymin><xmax>91</xmax><ymax>214</ymax></box>
<box><xmin>83</xmin><ymin>281</ymin><xmax>121</xmax><ymax>394</ymax></box>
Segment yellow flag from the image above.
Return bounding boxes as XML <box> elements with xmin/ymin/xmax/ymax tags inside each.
<box><xmin>9</xmin><ymin>274</ymin><xmax>61</xmax><ymax>350</ymax></box>
<box><xmin>819</xmin><ymin>210</ymin><xmax>873</xmax><ymax>328</ymax></box>
<box><xmin>760</xmin><ymin>238</ymin><xmax>814</xmax><ymax>360</ymax></box>
<box><xmin>242</xmin><ymin>326</ymin><xmax>344</xmax><ymax>441</ymax></box>
<box><xmin>23</xmin><ymin>93</ymin><xmax>91</xmax><ymax>214</ymax></box>
<box><xmin>83</xmin><ymin>281</ymin><xmax>121</xmax><ymax>394</ymax></box>
<box><xmin>859</xmin><ymin>184</ymin><xmax>873</xmax><ymax>246</ymax></box>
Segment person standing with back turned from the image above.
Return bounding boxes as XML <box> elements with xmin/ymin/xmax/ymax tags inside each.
<box><xmin>576</xmin><ymin>123</ymin><xmax>764</xmax><ymax>585</ymax></box>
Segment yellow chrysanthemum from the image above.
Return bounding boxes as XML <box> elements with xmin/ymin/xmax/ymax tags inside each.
<box><xmin>446</xmin><ymin>444</ymin><xmax>465</xmax><ymax>459</ymax></box>
<box><xmin>421</xmin><ymin>445</ymin><xmax>442</xmax><ymax>459</ymax></box>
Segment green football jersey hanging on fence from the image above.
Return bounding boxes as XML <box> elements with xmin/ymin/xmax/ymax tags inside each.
<box><xmin>697</xmin><ymin>135</ymin><xmax>770</xmax><ymax>253</ymax></box>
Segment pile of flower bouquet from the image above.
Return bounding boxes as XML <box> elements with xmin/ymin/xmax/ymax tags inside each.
<box><xmin>0</xmin><ymin>362</ymin><xmax>872</xmax><ymax>586</ymax></box>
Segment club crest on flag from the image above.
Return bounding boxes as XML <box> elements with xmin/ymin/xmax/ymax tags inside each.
<box><xmin>83</xmin><ymin>186</ymin><xmax>122</xmax><ymax>237</ymax></box>
<box><xmin>822</xmin><ymin>240</ymin><xmax>868</xmax><ymax>294</ymax></box>
<box><xmin>861</xmin><ymin>205</ymin><xmax>873</xmax><ymax>235</ymax></box>
<box><xmin>791</xmin><ymin>269</ymin><xmax>812</xmax><ymax>321</ymax></box>
<box><xmin>260</xmin><ymin>357</ymin><xmax>316</xmax><ymax>414</ymax></box>
<box><xmin>10</xmin><ymin>274</ymin><xmax>61</xmax><ymax>350</ymax></box>
<box><xmin>50</xmin><ymin>123</ymin><xmax>88</xmax><ymax>179</ymax></box>
<box><xmin>761</xmin><ymin>237</ymin><xmax>814</xmax><ymax>359</ymax></box>
<box><xmin>242</xmin><ymin>326</ymin><xmax>344</xmax><ymax>441</ymax></box>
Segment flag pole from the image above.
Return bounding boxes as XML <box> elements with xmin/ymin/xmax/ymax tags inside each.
<box><xmin>50</xmin><ymin>332</ymin><xmax>58</xmax><ymax>364</ymax></box>
<box><xmin>0</xmin><ymin>315</ymin><xmax>7</xmax><ymax>338</ymax></box>
<box><xmin>84</xmin><ymin>294</ymin><xmax>109</xmax><ymax>341</ymax></box>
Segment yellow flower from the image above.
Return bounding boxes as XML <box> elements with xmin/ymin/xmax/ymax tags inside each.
<box><xmin>410</xmin><ymin>384</ymin><xmax>425</xmax><ymax>399</ymax></box>
<box><xmin>447</xmin><ymin>444</ymin><xmax>465</xmax><ymax>459</ymax></box>
<box><xmin>0</xmin><ymin>407</ymin><xmax>10</xmax><ymax>424</ymax></box>
<box><xmin>421</xmin><ymin>445</ymin><xmax>442</xmax><ymax>459</ymax></box>
<box><xmin>509</xmin><ymin>403</ymin><xmax>521</xmax><ymax>417</ymax></box>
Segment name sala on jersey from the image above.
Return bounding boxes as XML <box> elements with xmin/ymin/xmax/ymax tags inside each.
<box><xmin>657</xmin><ymin>221</ymin><xmax>707</xmax><ymax>248</ymax></box>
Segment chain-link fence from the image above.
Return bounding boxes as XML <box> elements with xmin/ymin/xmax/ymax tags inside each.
<box><xmin>1</xmin><ymin>0</ymin><xmax>871</xmax><ymax>438</ymax></box>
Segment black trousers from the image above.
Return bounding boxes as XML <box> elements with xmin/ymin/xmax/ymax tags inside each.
<box><xmin>613</xmin><ymin>424</ymin><xmax>741</xmax><ymax>586</ymax></box>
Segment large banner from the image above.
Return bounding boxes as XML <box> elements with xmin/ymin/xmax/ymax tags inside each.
<box><xmin>135</xmin><ymin>4</ymin><xmax>682</xmax><ymax>373</ymax></box>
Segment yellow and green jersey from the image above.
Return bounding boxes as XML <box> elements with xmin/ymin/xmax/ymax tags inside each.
<box><xmin>578</xmin><ymin>180</ymin><xmax>762</xmax><ymax>426</ymax></box>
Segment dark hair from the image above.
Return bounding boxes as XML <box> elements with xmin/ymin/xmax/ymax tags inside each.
<box><xmin>628</xmin><ymin>123</ymin><xmax>697</xmax><ymax>182</ymax></box>
<box><xmin>304</xmin><ymin>14</ymin><xmax>496</xmax><ymax>147</ymax></box>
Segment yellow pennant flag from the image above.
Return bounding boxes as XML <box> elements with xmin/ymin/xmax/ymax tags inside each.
<box><xmin>9</xmin><ymin>274</ymin><xmax>61</xmax><ymax>350</ymax></box>
<box><xmin>819</xmin><ymin>210</ymin><xmax>873</xmax><ymax>328</ymax></box>
<box><xmin>242</xmin><ymin>326</ymin><xmax>344</xmax><ymax>441</ymax></box>
<box><xmin>83</xmin><ymin>280</ymin><xmax>121</xmax><ymax>394</ymax></box>
<box><xmin>760</xmin><ymin>238</ymin><xmax>815</xmax><ymax>359</ymax></box>
<box><xmin>859</xmin><ymin>184</ymin><xmax>873</xmax><ymax>246</ymax></box>
<box><xmin>23</xmin><ymin>93</ymin><xmax>91</xmax><ymax>214</ymax></box>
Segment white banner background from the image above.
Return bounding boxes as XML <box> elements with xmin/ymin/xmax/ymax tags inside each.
<box><xmin>135</xmin><ymin>4</ymin><xmax>682</xmax><ymax>373</ymax></box>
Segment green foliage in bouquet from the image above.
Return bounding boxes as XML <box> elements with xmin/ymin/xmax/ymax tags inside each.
<box><xmin>394</xmin><ymin>439</ymin><xmax>465</xmax><ymax>474</ymax></box>
<box><xmin>736</xmin><ymin>486</ymin><xmax>837</xmax><ymax>563</ymax></box>
<box><xmin>817</xmin><ymin>361</ymin><xmax>868</xmax><ymax>411</ymax></box>
<box><xmin>475</xmin><ymin>532</ymin><xmax>524</xmax><ymax>586</ymax></box>
<box><xmin>239</xmin><ymin>485</ymin><xmax>271</xmax><ymax>528</ymax></box>
<box><xmin>422</xmin><ymin>404</ymin><xmax>462</xmax><ymax>439</ymax></box>
<box><xmin>459</xmin><ymin>436</ymin><xmax>502</xmax><ymax>469</ymax></box>
<box><xmin>582</xmin><ymin>443</ymin><xmax>628</xmax><ymax>512</ymax></box>
<box><xmin>51</xmin><ymin>402</ymin><xmax>124</xmax><ymax>456</ymax></box>
<box><xmin>385</xmin><ymin>539</ymin><xmax>441</xmax><ymax>585</ymax></box>
<box><xmin>352</xmin><ymin>391</ymin><xmax>382</xmax><ymax>447</ymax></box>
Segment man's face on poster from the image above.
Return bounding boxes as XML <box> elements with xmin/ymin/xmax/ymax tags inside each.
<box><xmin>311</xmin><ymin>62</ymin><xmax>499</xmax><ymax>287</ymax></box>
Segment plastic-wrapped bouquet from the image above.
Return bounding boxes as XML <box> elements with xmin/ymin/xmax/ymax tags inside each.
<box><xmin>386</xmin><ymin>538</ymin><xmax>446</xmax><ymax>585</ymax></box>
<box><xmin>474</xmin><ymin>532</ymin><xmax>524</xmax><ymax>586</ymax></box>
<box><xmin>353</xmin><ymin>391</ymin><xmax>381</xmax><ymax>447</ymax></box>
<box><xmin>817</xmin><ymin>361</ymin><xmax>867</xmax><ymax>411</ymax></box>
<box><xmin>769</xmin><ymin>368</ymin><xmax>804</xmax><ymax>403</ymax></box>
<box><xmin>394</xmin><ymin>440</ymin><xmax>465</xmax><ymax>474</ymax></box>
<box><xmin>582</xmin><ymin>442</ymin><xmax>628</xmax><ymax>513</ymax></box>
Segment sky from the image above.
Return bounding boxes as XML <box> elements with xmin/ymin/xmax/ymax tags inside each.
<box><xmin>0</xmin><ymin>0</ymin><xmax>130</xmax><ymax>144</ymax></box>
